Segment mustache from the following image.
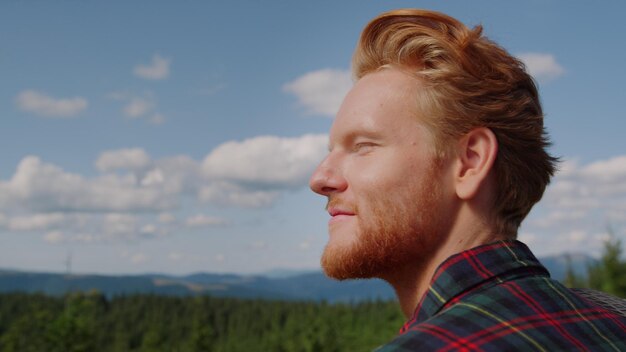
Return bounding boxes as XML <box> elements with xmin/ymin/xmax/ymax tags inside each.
<box><xmin>325</xmin><ymin>197</ymin><xmax>357</xmax><ymax>213</ymax></box>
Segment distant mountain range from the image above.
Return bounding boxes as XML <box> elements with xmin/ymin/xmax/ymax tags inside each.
<box><xmin>0</xmin><ymin>253</ymin><xmax>595</xmax><ymax>302</ymax></box>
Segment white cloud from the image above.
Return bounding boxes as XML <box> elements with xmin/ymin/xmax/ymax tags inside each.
<box><xmin>199</xmin><ymin>182</ymin><xmax>279</xmax><ymax>208</ymax></box>
<box><xmin>518</xmin><ymin>232</ymin><xmax>537</xmax><ymax>246</ymax></box>
<box><xmin>32</xmin><ymin>213</ymin><xmax>162</xmax><ymax>243</ymax></box>
<box><xmin>95</xmin><ymin>148</ymin><xmax>151</xmax><ymax>173</ymax></box>
<box><xmin>185</xmin><ymin>214</ymin><xmax>227</xmax><ymax>227</ymax></box>
<box><xmin>16</xmin><ymin>90</ymin><xmax>88</xmax><ymax>117</ymax></box>
<box><xmin>531</xmin><ymin>210</ymin><xmax>586</xmax><ymax>228</ymax></box>
<box><xmin>148</xmin><ymin>113</ymin><xmax>165</xmax><ymax>125</ymax></box>
<box><xmin>554</xmin><ymin>158</ymin><xmax>579</xmax><ymax>178</ymax></box>
<box><xmin>298</xmin><ymin>240</ymin><xmax>311</xmax><ymax>250</ymax></box>
<box><xmin>248</xmin><ymin>240</ymin><xmax>267</xmax><ymax>250</ymax></box>
<box><xmin>580</xmin><ymin>156</ymin><xmax>626</xmax><ymax>182</ymax></box>
<box><xmin>140</xmin><ymin>168</ymin><xmax>164</xmax><ymax>186</ymax></box>
<box><xmin>567</xmin><ymin>230</ymin><xmax>586</xmax><ymax>244</ymax></box>
<box><xmin>102</xmin><ymin>213</ymin><xmax>138</xmax><ymax>239</ymax></box>
<box><xmin>0</xmin><ymin>135</ymin><xmax>326</xmax><ymax>215</ymax></box>
<box><xmin>109</xmin><ymin>91</ymin><xmax>164</xmax><ymax>124</ymax></box>
<box><xmin>0</xmin><ymin>211</ymin><xmax>172</xmax><ymax>243</ymax></box>
<box><xmin>0</xmin><ymin>133</ymin><xmax>329</xmax><ymax>240</ymax></box>
<box><xmin>517</xmin><ymin>53</ymin><xmax>565</xmax><ymax>82</ymax></box>
<box><xmin>545</xmin><ymin>155</ymin><xmax>626</xmax><ymax>209</ymax></box>
<box><xmin>158</xmin><ymin>212</ymin><xmax>176</xmax><ymax>224</ymax></box>
<box><xmin>44</xmin><ymin>231</ymin><xmax>65</xmax><ymax>244</ymax></box>
<box><xmin>283</xmin><ymin>68</ymin><xmax>352</xmax><ymax>117</ymax></box>
<box><xmin>152</xmin><ymin>155</ymin><xmax>203</xmax><ymax>194</ymax></box>
<box><xmin>202</xmin><ymin>134</ymin><xmax>327</xmax><ymax>187</ymax></box>
<box><xmin>140</xmin><ymin>223</ymin><xmax>158</xmax><ymax>236</ymax></box>
<box><xmin>131</xmin><ymin>252</ymin><xmax>149</xmax><ymax>264</ymax></box>
<box><xmin>133</xmin><ymin>54</ymin><xmax>171</xmax><ymax>80</ymax></box>
<box><xmin>5</xmin><ymin>212</ymin><xmax>66</xmax><ymax>231</ymax></box>
<box><xmin>168</xmin><ymin>252</ymin><xmax>184</xmax><ymax>261</ymax></box>
<box><xmin>0</xmin><ymin>156</ymin><xmax>177</xmax><ymax>213</ymax></box>
<box><xmin>123</xmin><ymin>97</ymin><xmax>154</xmax><ymax>118</ymax></box>
<box><xmin>522</xmin><ymin>154</ymin><xmax>626</xmax><ymax>256</ymax></box>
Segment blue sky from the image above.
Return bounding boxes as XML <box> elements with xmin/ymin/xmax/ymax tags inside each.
<box><xmin>1</xmin><ymin>1</ymin><xmax>625</xmax><ymax>275</ymax></box>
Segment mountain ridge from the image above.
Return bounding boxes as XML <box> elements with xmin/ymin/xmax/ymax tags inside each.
<box><xmin>0</xmin><ymin>253</ymin><xmax>595</xmax><ymax>302</ymax></box>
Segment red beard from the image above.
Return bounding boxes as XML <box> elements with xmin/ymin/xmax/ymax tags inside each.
<box><xmin>321</xmin><ymin>161</ymin><xmax>446</xmax><ymax>280</ymax></box>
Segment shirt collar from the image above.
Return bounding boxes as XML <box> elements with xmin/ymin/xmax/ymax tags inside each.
<box><xmin>402</xmin><ymin>240</ymin><xmax>550</xmax><ymax>331</ymax></box>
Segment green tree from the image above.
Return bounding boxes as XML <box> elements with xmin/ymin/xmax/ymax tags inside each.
<box><xmin>189</xmin><ymin>323</ymin><xmax>217</xmax><ymax>352</ymax></box>
<box><xmin>0</xmin><ymin>310</ymin><xmax>55</xmax><ymax>352</ymax></box>
<box><xmin>587</xmin><ymin>235</ymin><xmax>626</xmax><ymax>297</ymax></box>
<box><xmin>563</xmin><ymin>254</ymin><xmax>587</xmax><ymax>288</ymax></box>
<box><xmin>46</xmin><ymin>292</ymin><xmax>101</xmax><ymax>352</ymax></box>
<box><xmin>0</xmin><ymin>293</ymin><xmax>404</xmax><ymax>351</ymax></box>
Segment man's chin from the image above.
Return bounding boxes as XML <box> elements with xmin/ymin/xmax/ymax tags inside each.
<box><xmin>320</xmin><ymin>244</ymin><xmax>379</xmax><ymax>280</ymax></box>
<box><xmin>321</xmin><ymin>265</ymin><xmax>375</xmax><ymax>281</ymax></box>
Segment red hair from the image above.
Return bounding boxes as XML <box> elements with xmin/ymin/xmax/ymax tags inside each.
<box><xmin>353</xmin><ymin>9</ymin><xmax>558</xmax><ymax>236</ymax></box>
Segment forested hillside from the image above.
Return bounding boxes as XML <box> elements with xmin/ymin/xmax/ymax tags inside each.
<box><xmin>1</xmin><ymin>238</ymin><xmax>624</xmax><ymax>351</ymax></box>
<box><xmin>0</xmin><ymin>292</ymin><xmax>404</xmax><ymax>352</ymax></box>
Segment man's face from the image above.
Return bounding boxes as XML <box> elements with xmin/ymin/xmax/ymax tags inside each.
<box><xmin>309</xmin><ymin>68</ymin><xmax>453</xmax><ymax>280</ymax></box>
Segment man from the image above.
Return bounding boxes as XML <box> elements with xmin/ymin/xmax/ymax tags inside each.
<box><xmin>309</xmin><ymin>9</ymin><xmax>626</xmax><ymax>351</ymax></box>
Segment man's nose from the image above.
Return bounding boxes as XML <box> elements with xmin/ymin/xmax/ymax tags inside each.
<box><xmin>309</xmin><ymin>157</ymin><xmax>347</xmax><ymax>196</ymax></box>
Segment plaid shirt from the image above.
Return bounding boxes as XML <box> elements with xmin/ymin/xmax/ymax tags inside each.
<box><xmin>376</xmin><ymin>241</ymin><xmax>626</xmax><ymax>351</ymax></box>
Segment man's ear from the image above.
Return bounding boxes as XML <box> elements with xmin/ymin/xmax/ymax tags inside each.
<box><xmin>454</xmin><ymin>127</ymin><xmax>498</xmax><ymax>200</ymax></box>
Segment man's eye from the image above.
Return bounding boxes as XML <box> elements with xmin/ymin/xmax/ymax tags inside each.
<box><xmin>354</xmin><ymin>142</ymin><xmax>376</xmax><ymax>153</ymax></box>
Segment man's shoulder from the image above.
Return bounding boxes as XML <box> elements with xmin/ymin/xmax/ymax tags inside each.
<box><xmin>379</xmin><ymin>277</ymin><xmax>626</xmax><ymax>351</ymax></box>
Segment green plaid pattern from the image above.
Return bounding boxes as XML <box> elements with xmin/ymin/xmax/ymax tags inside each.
<box><xmin>376</xmin><ymin>241</ymin><xmax>626</xmax><ymax>351</ymax></box>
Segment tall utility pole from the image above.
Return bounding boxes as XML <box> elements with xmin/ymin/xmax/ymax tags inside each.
<box><xmin>64</xmin><ymin>250</ymin><xmax>72</xmax><ymax>276</ymax></box>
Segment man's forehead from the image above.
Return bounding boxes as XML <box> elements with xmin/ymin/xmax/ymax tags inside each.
<box><xmin>328</xmin><ymin>69</ymin><xmax>427</xmax><ymax>145</ymax></box>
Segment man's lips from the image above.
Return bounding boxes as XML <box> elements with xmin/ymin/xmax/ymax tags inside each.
<box><xmin>328</xmin><ymin>208</ymin><xmax>355</xmax><ymax>217</ymax></box>
<box><xmin>327</xmin><ymin>207</ymin><xmax>356</xmax><ymax>224</ymax></box>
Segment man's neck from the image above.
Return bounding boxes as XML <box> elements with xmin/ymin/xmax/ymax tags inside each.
<box><xmin>383</xmin><ymin>217</ymin><xmax>504</xmax><ymax>318</ymax></box>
